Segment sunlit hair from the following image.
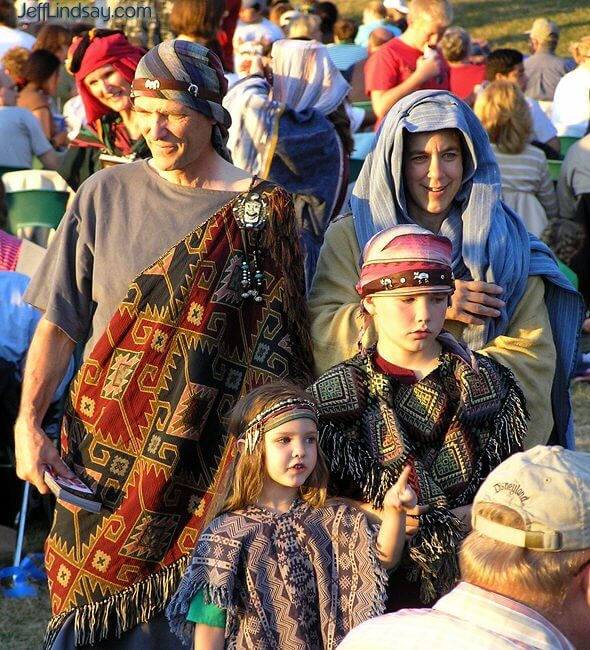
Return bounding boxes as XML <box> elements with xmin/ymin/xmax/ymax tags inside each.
<box><xmin>221</xmin><ymin>382</ymin><xmax>328</xmax><ymax>514</ymax></box>
<box><xmin>440</xmin><ymin>26</ymin><xmax>470</xmax><ymax>63</ymax></box>
<box><xmin>363</xmin><ymin>1</ymin><xmax>386</xmax><ymax>20</ymax></box>
<box><xmin>334</xmin><ymin>18</ymin><xmax>358</xmax><ymax>43</ymax></box>
<box><xmin>541</xmin><ymin>218</ymin><xmax>585</xmax><ymax>266</ymax></box>
<box><xmin>408</xmin><ymin>0</ymin><xmax>453</xmax><ymax>28</ymax></box>
<box><xmin>1</xmin><ymin>46</ymin><xmax>29</xmax><ymax>83</ymax></box>
<box><xmin>474</xmin><ymin>80</ymin><xmax>531</xmax><ymax>154</ymax></box>
<box><xmin>286</xmin><ymin>13</ymin><xmax>321</xmax><ymax>40</ymax></box>
<box><xmin>570</xmin><ymin>36</ymin><xmax>590</xmax><ymax>65</ymax></box>
<box><xmin>33</xmin><ymin>24</ymin><xmax>72</xmax><ymax>55</ymax></box>
<box><xmin>170</xmin><ymin>0</ymin><xmax>226</xmax><ymax>41</ymax></box>
<box><xmin>460</xmin><ymin>503</ymin><xmax>590</xmax><ymax>613</ymax></box>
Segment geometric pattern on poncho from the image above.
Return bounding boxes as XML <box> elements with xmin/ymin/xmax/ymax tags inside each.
<box><xmin>311</xmin><ymin>348</ymin><xmax>527</xmax><ymax>603</ymax></box>
<box><xmin>43</xmin><ymin>183</ymin><xmax>313</xmax><ymax>648</ymax></box>
<box><xmin>166</xmin><ymin>499</ymin><xmax>388</xmax><ymax>649</ymax></box>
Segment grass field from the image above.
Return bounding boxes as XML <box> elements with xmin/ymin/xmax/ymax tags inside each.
<box><xmin>1</xmin><ymin>1</ymin><xmax>590</xmax><ymax>647</ymax></box>
<box><xmin>335</xmin><ymin>0</ymin><xmax>590</xmax><ymax>57</ymax></box>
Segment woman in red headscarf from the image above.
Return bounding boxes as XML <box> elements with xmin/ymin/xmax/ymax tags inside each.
<box><xmin>59</xmin><ymin>29</ymin><xmax>149</xmax><ymax>190</ymax></box>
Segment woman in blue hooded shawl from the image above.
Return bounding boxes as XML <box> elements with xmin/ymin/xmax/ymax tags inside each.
<box><xmin>309</xmin><ymin>89</ymin><xmax>582</xmax><ymax>449</ymax></box>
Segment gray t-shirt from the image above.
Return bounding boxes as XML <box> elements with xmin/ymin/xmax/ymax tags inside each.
<box><xmin>26</xmin><ymin>159</ymin><xmax>239</xmax><ymax>356</ymax></box>
<box><xmin>0</xmin><ymin>106</ymin><xmax>53</xmax><ymax>168</ymax></box>
<box><xmin>524</xmin><ymin>50</ymin><xmax>575</xmax><ymax>102</ymax></box>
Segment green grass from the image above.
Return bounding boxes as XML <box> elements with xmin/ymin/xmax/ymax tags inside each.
<box><xmin>335</xmin><ymin>0</ymin><xmax>590</xmax><ymax>57</ymax></box>
<box><xmin>1</xmin><ymin>2</ymin><xmax>590</xmax><ymax>646</ymax></box>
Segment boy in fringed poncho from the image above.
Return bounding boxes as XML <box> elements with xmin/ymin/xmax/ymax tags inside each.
<box><xmin>309</xmin><ymin>224</ymin><xmax>527</xmax><ymax>609</ymax></box>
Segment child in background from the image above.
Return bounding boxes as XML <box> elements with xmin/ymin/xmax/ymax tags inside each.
<box><xmin>167</xmin><ymin>382</ymin><xmax>416</xmax><ymax>649</ymax></box>
<box><xmin>310</xmin><ymin>224</ymin><xmax>527</xmax><ymax>609</ymax></box>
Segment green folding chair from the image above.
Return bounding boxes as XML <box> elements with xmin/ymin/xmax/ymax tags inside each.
<box><xmin>6</xmin><ymin>190</ymin><xmax>69</xmax><ymax>236</ymax></box>
<box><xmin>559</xmin><ymin>136</ymin><xmax>580</xmax><ymax>158</ymax></box>
<box><xmin>547</xmin><ymin>159</ymin><xmax>563</xmax><ymax>184</ymax></box>
<box><xmin>352</xmin><ymin>100</ymin><xmax>373</xmax><ymax>112</ymax></box>
<box><xmin>2</xmin><ymin>170</ymin><xmax>70</xmax><ymax>244</ymax></box>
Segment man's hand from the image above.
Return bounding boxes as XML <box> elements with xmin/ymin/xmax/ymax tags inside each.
<box><xmin>14</xmin><ymin>317</ymin><xmax>77</xmax><ymax>493</ymax></box>
<box><xmin>414</xmin><ymin>54</ymin><xmax>441</xmax><ymax>85</ymax></box>
<box><xmin>14</xmin><ymin>417</ymin><xmax>74</xmax><ymax>494</ymax></box>
<box><xmin>447</xmin><ymin>279</ymin><xmax>505</xmax><ymax>326</ymax></box>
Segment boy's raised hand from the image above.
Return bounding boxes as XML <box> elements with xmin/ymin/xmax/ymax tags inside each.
<box><xmin>382</xmin><ymin>465</ymin><xmax>418</xmax><ymax>511</ymax></box>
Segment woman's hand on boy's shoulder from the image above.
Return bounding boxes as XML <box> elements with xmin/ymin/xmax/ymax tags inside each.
<box><xmin>447</xmin><ymin>279</ymin><xmax>505</xmax><ymax>326</ymax></box>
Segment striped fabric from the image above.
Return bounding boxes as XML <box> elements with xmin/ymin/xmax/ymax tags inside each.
<box><xmin>350</xmin><ymin>90</ymin><xmax>584</xmax><ymax>448</ymax></box>
<box><xmin>0</xmin><ymin>230</ymin><xmax>22</xmax><ymax>272</ymax></box>
<box><xmin>491</xmin><ymin>143</ymin><xmax>558</xmax><ymax>237</ymax></box>
<box><xmin>338</xmin><ymin>582</ymin><xmax>575</xmax><ymax>649</ymax></box>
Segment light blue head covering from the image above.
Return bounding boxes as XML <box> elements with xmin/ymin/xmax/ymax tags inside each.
<box><xmin>351</xmin><ymin>90</ymin><xmax>583</xmax><ymax>448</ymax></box>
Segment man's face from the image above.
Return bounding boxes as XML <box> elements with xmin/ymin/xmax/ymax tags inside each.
<box><xmin>133</xmin><ymin>96</ymin><xmax>215</xmax><ymax>172</ymax></box>
<box><xmin>0</xmin><ymin>70</ymin><xmax>18</xmax><ymax>106</ymax></box>
<box><xmin>499</xmin><ymin>63</ymin><xmax>527</xmax><ymax>92</ymax></box>
<box><xmin>419</xmin><ymin>17</ymin><xmax>450</xmax><ymax>49</ymax></box>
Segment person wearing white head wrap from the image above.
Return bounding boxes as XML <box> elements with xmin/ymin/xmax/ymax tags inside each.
<box><xmin>224</xmin><ymin>38</ymin><xmax>353</xmax><ymax>287</ymax></box>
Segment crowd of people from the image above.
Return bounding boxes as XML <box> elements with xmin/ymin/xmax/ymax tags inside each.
<box><xmin>0</xmin><ymin>0</ymin><xmax>589</xmax><ymax>648</ymax></box>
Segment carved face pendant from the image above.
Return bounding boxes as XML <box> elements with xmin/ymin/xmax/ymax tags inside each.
<box><xmin>233</xmin><ymin>192</ymin><xmax>269</xmax><ymax>230</ymax></box>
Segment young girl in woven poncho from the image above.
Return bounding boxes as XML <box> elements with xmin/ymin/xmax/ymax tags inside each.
<box><xmin>309</xmin><ymin>224</ymin><xmax>527</xmax><ymax>611</ymax></box>
<box><xmin>166</xmin><ymin>381</ymin><xmax>417</xmax><ymax>649</ymax></box>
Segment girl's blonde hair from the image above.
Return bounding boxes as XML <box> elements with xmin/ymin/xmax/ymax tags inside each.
<box><xmin>221</xmin><ymin>381</ymin><xmax>328</xmax><ymax>513</ymax></box>
<box><xmin>474</xmin><ymin>80</ymin><xmax>532</xmax><ymax>154</ymax></box>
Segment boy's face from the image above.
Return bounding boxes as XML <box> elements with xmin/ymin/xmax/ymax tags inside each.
<box><xmin>363</xmin><ymin>292</ymin><xmax>448</xmax><ymax>362</ymax></box>
<box><xmin>498</xmin><ymin>63</ymin><xmax>527</xmax><ymax>92</ymax></box>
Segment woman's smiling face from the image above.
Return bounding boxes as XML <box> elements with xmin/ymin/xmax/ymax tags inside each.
<box><xmin>84</xmin><ymin>64</ymin><xmax>132</xmax><ymax>113</ymax></box>
<box><xmin>402</xmin><ymin>129</ymin><xmax>463</xmax><ymax>231</ymax></box>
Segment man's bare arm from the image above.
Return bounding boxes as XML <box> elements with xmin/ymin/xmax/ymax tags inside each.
<box><xmin>371</xmin><ymin>56</ymin><xmax>441</xmax><ymax>120</ymax></box>
<box><xmin>15</xmin><ymin>317</ymin><xmax>76</xmax><ymax>493</ymax></box>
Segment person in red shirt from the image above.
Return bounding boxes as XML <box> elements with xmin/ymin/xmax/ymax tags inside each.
<box><xmin>439</xmin><ymin>26</ymin><xmax>486</xmax><ymax>106</ymax></box>
<box><xmin>365</xmin><ymin>0</ymin><xmax>452</xmax><ymax>127</ymax></box>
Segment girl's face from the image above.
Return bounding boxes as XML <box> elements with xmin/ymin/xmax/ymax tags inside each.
<box><xmin>402</xmin><ymin>129</ymin><xmax>463</xmax><ymax>231</ymax></box>
<box><xmin>262</xmin><ymin>418</ymin><xmax>318</xmax><ymax>497</ymax></box>
<box><xmin>363</xmin><ymin>292</ymin><xmax>448</xmax><ymax>364</ymax></box>
<box><xmin>84</xmin><ymin>63</ymin><xmax>132</xmax><ymax>113</ymax></box>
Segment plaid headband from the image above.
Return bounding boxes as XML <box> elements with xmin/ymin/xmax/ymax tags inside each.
<box><xmin>240</xmin><ymin>399</ymin><xmax>320</xmax><ymax>454</ymax></box>
<box><xmin>132</xmin><ymin>39</ymin><xmax>231</xmax><ymax>129</ymax></box>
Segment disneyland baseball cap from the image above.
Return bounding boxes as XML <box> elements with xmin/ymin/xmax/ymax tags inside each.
<box><xmin>526</xmin><ymin>18</ymin><xmax>559</xmax><ymax>43</ymax></box>
<box><xmin>472</xmin><ymin>445</ymin><xmax>590</xmax><ymax>552</ymax></box>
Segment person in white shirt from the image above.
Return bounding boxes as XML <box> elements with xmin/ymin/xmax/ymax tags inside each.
<box><xmin>552</xmin><ymin>36</ymin><xmax>590</xmax><ymax>138</ymax></box>
<box><xmin>338</xmin><ymin>446</ymin><xmax>590</xmax><ymax>650</ymax></box>
<box><xmin>0</xmin><ymin>0</ymin><xmax>35</xmax><ymax>60</ymax></box>
<box><xmin>486</xmin><ymin>47</ymin><xmax>560</xmax><ymax>158</ymax></box>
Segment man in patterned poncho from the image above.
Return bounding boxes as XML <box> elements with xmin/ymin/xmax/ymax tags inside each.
<box><xmin>15</xmin><ymin>39</ymin><xmax>312</xmax><ymax>648</ymax></box>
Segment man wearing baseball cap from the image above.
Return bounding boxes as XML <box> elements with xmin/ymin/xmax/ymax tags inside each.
<box><xmin>338</xmin><ymin>445</ymin><xmax>590</xmax><ymax>649</ymax></box>
<box><xmin>524</xmin><ymin>17</ymin><xmax>575</xmax><ymax>102</ymax></box>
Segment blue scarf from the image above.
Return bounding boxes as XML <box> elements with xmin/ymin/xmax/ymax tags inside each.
<box><xmin>351</xmin><ymin>90</ymin><xmax>583</xmax><ymax>448</ymax></box>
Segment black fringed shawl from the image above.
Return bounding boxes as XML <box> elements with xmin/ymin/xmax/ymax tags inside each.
<box><xmin>309</xmin><ymin>347</ymin><xmax>527</xmax><ymax>603</ymax></box>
